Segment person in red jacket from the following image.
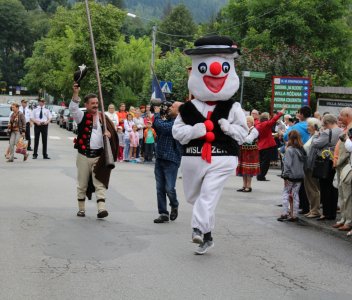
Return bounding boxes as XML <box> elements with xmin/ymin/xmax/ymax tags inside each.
<box><xmin>255</xmin><ymin>106</ymin><xmax>286</xmax><ymax>181</ymax></box>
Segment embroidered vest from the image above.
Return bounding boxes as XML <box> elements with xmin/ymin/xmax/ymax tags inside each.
<box><xmin>179</xmin><ymin>100</ymin><xmax>239</xmax><ymax>157</ymax></box>
<box><xmin>74</xmin><ymin>112</ymin><xmax>96</xmax><ymax>155</ymax></box>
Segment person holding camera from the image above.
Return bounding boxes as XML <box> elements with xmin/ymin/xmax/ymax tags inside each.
<box><xmin>31</xmin><ymin>98</ymin><xmax>52</xmax><ymax>159</ymax></box>
<box><xmin>153</xmin><ymin>102</ymin><xmax>183</xmax><ymax>224</ymax></box>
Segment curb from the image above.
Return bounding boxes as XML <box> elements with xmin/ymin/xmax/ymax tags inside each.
<box><xmin>299</xmin><ymin>216</ymin><xmax>352</xmax><ymax>243</ymax></box>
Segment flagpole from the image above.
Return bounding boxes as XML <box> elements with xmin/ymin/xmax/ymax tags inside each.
<box><xmin>84</xmin><ymin>0</ymin><xmax>115</xmax><ymax>169</ymax></box>
<box><xmin>150</xmin><ymin>65</ymin><xmax>166</xmax><ymax>101</ymax></box>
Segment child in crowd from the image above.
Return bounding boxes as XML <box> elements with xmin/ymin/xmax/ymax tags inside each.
<box><xmin>278</xmin><ymin>130</ymin><xmax>306</xmax><ymax>222</ymax></box>
<box><xmin>143</xmin><ymin>120</ymin><xmax>156</xmax><ymax>162</ymax></box>
<box><xmin>129</xmin><ymin>124</ymin><xmax>139</xmax><ymax>161</ymax></box>
<box><xmin>117</xmin><ymin>126</ymin><xmax>125</xmax><ymax>162</ymax></box>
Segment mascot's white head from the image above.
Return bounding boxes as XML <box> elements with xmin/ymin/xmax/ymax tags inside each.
<box><xmin>184</xmin><ymin>36</ymin><xmax>241</xmax><ymax>102</ymax></box>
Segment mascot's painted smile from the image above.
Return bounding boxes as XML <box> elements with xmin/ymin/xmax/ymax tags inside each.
<box><xmin>203</xmin><ymin>75</ymin><xmax>228</xmax><ymax>93</ymax></box>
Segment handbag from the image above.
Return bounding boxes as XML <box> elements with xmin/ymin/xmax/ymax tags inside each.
<box><xmin>312</xmin><ymin>130</ymin><xmax>332</xmax><ymax>179</ymax></box>
<box><xmin>15</xmin><ymin>137</ymin><xmax>28</xmax><ymax>155</ymax></box>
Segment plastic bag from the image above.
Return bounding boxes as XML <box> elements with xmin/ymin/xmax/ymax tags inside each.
<box><xmin>16</xmin><ymin>137</ymin><xmax>28</xmax><ymax>155</ymax></box>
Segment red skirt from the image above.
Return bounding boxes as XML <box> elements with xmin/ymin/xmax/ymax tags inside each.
<box><xmin>236</xmin><ymin>144</ymin><xmax>260</xmax><ymax>177</ymax></box>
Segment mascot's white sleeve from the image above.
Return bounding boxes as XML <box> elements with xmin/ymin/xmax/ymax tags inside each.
<box><xmin>218</xmin><ymin>102</ymin><xmax>248</xmax><ymax>145</ymax></box>
<box><xmin>172</xmin><ymin>115</ymin><xmax>206</xmax><ymax>145</ymax></box>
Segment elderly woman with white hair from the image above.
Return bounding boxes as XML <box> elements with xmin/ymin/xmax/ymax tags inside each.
<box><xmin>303</xmin><ymin>117</ymin><xmax>322</xmax><ymax>218</ymax></box>
<box><xmin>105</xmin><ymin>104</ymin><xmax>119</xmax><ymax>130</ymax></box>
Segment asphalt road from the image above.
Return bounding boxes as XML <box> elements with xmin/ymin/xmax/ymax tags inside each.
<box><xmin>0</xmin><ymin>124</ymin><xmax>352</xmax><ymax>300</ymax></box>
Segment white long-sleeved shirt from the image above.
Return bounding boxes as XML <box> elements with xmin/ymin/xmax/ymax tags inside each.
<box><xmin>172</xmin><ymin>99</ymin><xmax>248</xmax><ymax>146</ymax></box>
<box><xmin>69</xmin><ymin>100</ymin><xmax>103</xmax><ymax>150</ymax></box>
<box><xmin>19</xmin><ymin>106</ymin><xmax>32</xmax><ymax>123</ymax></box>
<box><xmin>244</xmin><ymin>126</ymin><xmax>259</xmax><ymax>144</ymax></box>
<box><xmin>105</xmin><ymin>111</ymin><xmax>119</xmax><ymax>128</ymax></box>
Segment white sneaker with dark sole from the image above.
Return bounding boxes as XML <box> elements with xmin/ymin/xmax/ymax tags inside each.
<box><xmin>194</xmin><ymin>240</ymin><xmax>214</xmax><ymax>255</ymax></box>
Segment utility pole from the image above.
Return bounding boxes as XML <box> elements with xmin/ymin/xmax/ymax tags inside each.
<box><xmin>240</xmin><ymin>72</ymin><xmax>245</xmax><ymax>106</ymax></box>
<box><xmin>151</xmin><ymin>25</ymin><xmax>157</xmax><ymax>70</ymax></box>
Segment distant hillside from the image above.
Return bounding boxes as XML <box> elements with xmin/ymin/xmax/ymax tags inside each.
<box><xmin>68</xmin><ymin>0</ymin><xmax>227</xmax><ymax>23</ymax></box>
<box><xmin>126</xmin><ymin>0</ymin><xmax>227</xmax><ymax>23</ymax></box>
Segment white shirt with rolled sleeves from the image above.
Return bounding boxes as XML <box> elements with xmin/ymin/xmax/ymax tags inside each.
<box><xmin>31</xmin><ymin>106</ymin><xmax>52</xmax><ymax>123</ymax></box>
<box><xmin>69</xmin><ymin>100</ymin><xmax>103</xmax><ymax>150</ymax></box>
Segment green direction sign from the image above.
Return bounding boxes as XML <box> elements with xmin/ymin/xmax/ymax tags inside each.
<box><xmin>243</xmin><ymin>71</ymin><xmax>266</xmax><ymax>79</ymax></box>
<box><xmin>271</xmin><ymin>76</ymin><xmax>311</xmax><ymax>115</ymax></box>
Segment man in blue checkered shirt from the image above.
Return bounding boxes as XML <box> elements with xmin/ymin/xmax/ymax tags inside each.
<box><xmin>153</xmin><ymin>102</ymin><xmax>183</xmax><ymax>223</ymax></box>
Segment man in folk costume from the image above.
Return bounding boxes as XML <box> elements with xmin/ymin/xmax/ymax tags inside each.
<box><xmin>172</xmin><ymin>36</ymin><xmax>248</xmax><ymax>255</ymax></box>
<box><xmin>69</xmin><ymin>84</ymin><xmax>118</xmax><ymax>218</ymax></box>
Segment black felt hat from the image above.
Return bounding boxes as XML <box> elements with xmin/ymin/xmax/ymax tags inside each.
<box><xmin>184</xmin><ymin>35</ymin><xmax>241</xmax><ymax>57</ymax></box>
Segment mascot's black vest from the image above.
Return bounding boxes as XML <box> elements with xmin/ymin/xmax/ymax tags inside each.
<box><xmin>74</xmin><ymin>112</ymin><xmax>98</xmax><ymax>155</ymax></box>
<box><xmin>179</xmin><ymin>100</ymin><xmax>239</xmax><ymax>156</ymax></box>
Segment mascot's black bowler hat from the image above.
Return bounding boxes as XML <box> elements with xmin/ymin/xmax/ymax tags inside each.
<box><xmin>184</xmin><ymin>35</ymin><xmax>241</xmax><ymax>57</ymax></box>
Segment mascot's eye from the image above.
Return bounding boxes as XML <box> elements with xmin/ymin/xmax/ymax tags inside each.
<box><xmin>222</xmin><ymin>62</ymin><xmax>230</xmax><ymax>73</ymax></box>
<box><xmin>198</xmin><ymin>63</ymin><xmax>207</xmax><ymax>74</ymax></box>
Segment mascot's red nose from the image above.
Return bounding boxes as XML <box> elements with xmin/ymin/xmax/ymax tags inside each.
<box><xmin>209</xmin><ymin>62</ymin><xmax>222</xmax><ymax>76</ymax></box>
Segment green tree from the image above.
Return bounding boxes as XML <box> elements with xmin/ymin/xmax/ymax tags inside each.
<box><xmin>22</xmin><ymin>2</ymin><xmax>126</xmax><ymax>102</ymax></box>
<box><xmin>111</xmin><ymin>36</ymin><xmax>153</xmax><ymax>105</ymax></box>
<box><xmin>20</xmin><ymin>0</ymin><xmax>38</xmax><ymax>10</ymax></box>
<box><xmin>158</xmin><ymin>4</ymin><xmax>196</xmax><ymax>52</ymax></box>
<box><xmin>151</xmin><ymin>49</ymin><xmax>191</xmax><ymax>102</ymax></box>
<box><xmin>0</xmin><ymin>0</ymin><xmax>31</xmax><ymax>85</ymax></box>
<box><xmin>219</xmin><ymin>0</ymin><xmax>352</xmax><ymax>84</ymax></box>
<box><xmin>38</xmin><ymin>0</ymin><xmax>68</xmax><ymax>13</ymax></box>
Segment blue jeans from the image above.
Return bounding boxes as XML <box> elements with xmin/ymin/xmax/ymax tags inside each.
<box><xmin>154</xmin><ymin>158</ymin><xmax>179</xmax><ymax>215</ymax></box>
<box><xmin>124</xmin><ymin>137</ymin><xmax>130</xmax><ymax>160</ymax></box>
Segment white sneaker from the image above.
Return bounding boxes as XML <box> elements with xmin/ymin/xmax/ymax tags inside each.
<box><xmin>192</xmin><ymin>228</ymin><xmax>203</xmax><ymax>244</ymax></box>
<box><xmin>194</xmin><ymin>240</ymin><xmax>214</xmax><ymax>255</ymax></box>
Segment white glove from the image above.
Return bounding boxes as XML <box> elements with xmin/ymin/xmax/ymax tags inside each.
<box><xmin>218</xmin><ymin>118</ymin><xmax>230</xmax><ymax>134</ymax></box>
<box><xmin>192</xmin><ymin>123</ymin><xmax>206</xmax><ymax>139</ymax></box>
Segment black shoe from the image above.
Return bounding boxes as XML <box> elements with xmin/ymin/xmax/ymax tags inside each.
<box><xmin>97</xmin><ymin>210</ymin><xmax>108</xmax><ymax>218</ymax></box>
<box><xmin>43</xmin><ymin>155</ymin><xmax>51</xmax><ymax>159</ymax></box>
<box><xmin>170</xmin><ymin>207</ymin><xmax>178</xmax><ymax>221</ymax></box>
<box><xmin>27</xmin><ymin>147</ymin><xmax>33</xmax><ymax>151</ymax></box>
<box><xmin>257</xmin><ymin>177</ymin><xmax>269</xmax><ymax>181</ymax></box>
<box><xmin>77</xmin><ymin>210</ymin><xmax>85</xmax><ymax>217</ymax></box>
<box><xmin>154</xmin><ymin>215</ymin><xmax>169</xmax><ymax>223</ymax></box>
<box><xmin>277</xmin><ymin>215</ymin><xmax>288</xmax><ymax>222</ymax></box>
<box><xmin>33</xmin><ymin>154</ymin><xmax>38</xmax><ymax>159</ymax></box>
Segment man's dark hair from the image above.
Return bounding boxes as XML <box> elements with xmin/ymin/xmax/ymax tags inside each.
<box><xmin>298</xmin><ymin>106</ymin><xmax>311</xmax><ymax>119</ymax></box>
<box><xmin>84</xmin><ymin>93</ymin><xmax>98</xmax><ymax>103</ymax></box>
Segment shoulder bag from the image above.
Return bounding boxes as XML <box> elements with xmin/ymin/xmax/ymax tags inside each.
<box><xmin>312</xmin><ymin>129</ymin><xmax>333</xmax><ymax>179</ymax></box>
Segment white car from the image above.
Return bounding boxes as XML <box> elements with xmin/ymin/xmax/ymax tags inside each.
<box><xmin>72</xmin><ymin>107</ymin><xmax>87</xmax><ymax>134</ymax></box>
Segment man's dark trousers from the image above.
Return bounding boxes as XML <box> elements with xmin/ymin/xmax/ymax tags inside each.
<box><xmin>154</xmin><ymin>158</ymin><xmax>179</xmax><ymax>215</ymax></box>
<box><xmin>25</xmin><ymin>122</ymin><xmax>31</xmax><ymax>149</ymax></box>
<box><xmin>34</xmin><ymin>124</ymin><xmax>48</xmax><ymax>156</ymax></box>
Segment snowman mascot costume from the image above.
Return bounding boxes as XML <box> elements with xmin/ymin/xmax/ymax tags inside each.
<box><xmin>172</xmin><ymin>35</ymin><xmax>248</xmax><ymax>255</ymax></box>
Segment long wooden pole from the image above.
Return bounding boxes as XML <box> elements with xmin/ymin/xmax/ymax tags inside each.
<box><xmin>84</xmin><ymin>0</ymin><xmax>115</xmax><ymax>169</ymax></box>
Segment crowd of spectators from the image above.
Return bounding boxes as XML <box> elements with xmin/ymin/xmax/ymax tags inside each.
<box><xmin>237</xmin><ymin>105</ymin><xmax>352</xmax><ymax>235</ymax></box>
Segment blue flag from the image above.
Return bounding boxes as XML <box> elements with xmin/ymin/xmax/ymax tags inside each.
<box><xmin>151</xmin><ymin>69</ymin><xmax>166</xmax><ymax>101</ymax></box>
